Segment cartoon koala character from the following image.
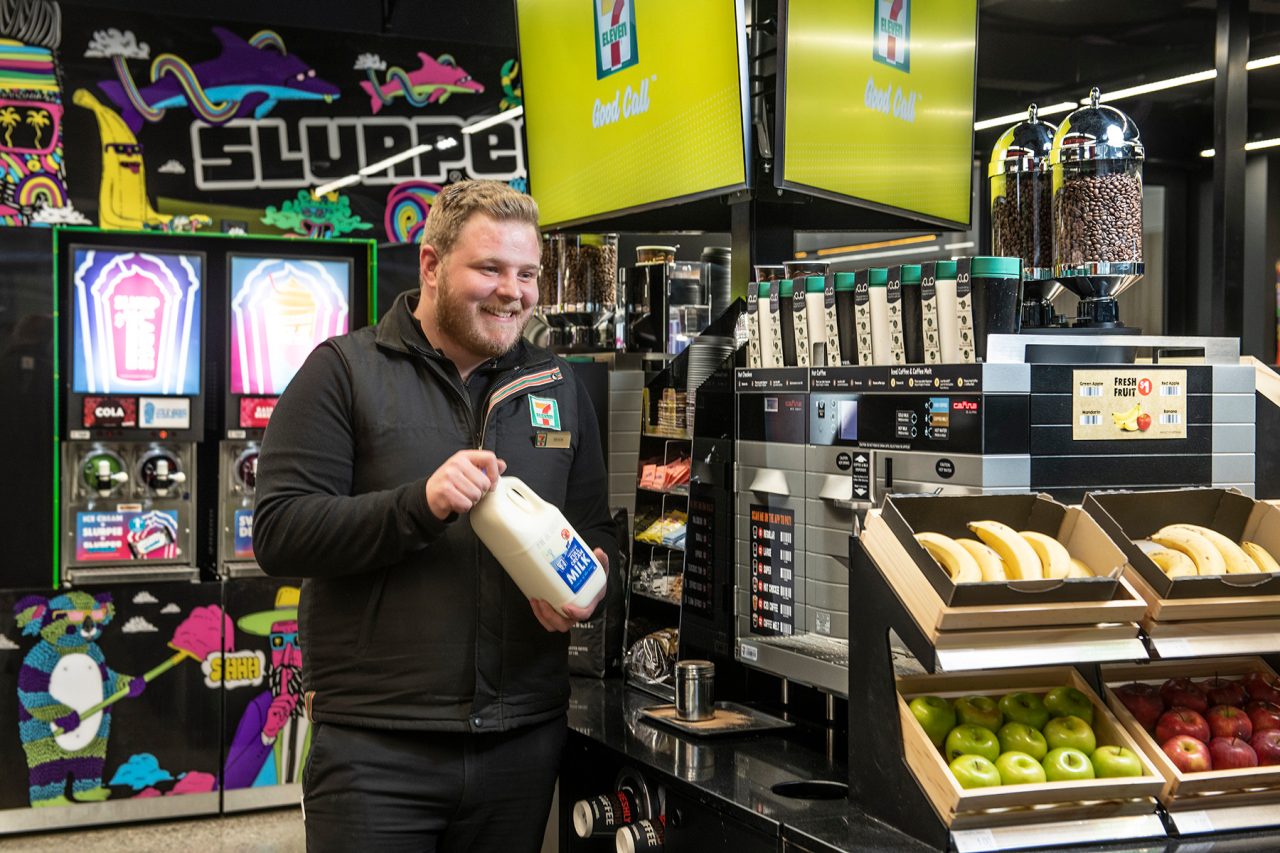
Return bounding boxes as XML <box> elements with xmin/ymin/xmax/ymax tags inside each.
<box><xmin>14</xmin><ymin>591</ymin><xmax>144</xmax><ymax>807</ymax></box>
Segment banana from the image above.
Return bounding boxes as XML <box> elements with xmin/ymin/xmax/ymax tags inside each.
<box><xmin>1067</xmin><ymin>558</ymin><xmax>1094</xmax><ymax>578</ymax></box>
<box><xmin>1241</xmin><ymin>541</ymin><xmax>1280</xmax><ymax>574</ymax></box>
<box><xmin>1020</xmin><ymin>531</ymin><xmax>1072</xmax><ymax>579</ymax></box>
<box><xmin>915</xmin><ymin>532</ymin><xmax>983</xmax><ymax>584</ymax></box>
<box><xmin>1149</xmin><ymin>549</ymin><xmax>1198</xmax><ymax>577</ymax></box>
<box><xmin>1111</xmin><ymin>402</ymin><xmax>1141</xmax><ymax>425</ymax></box>
<box><xmin>956</xmin><ymin>538</ymin><xmax>1007</xmax><ymax>581</ymax></box>
<box><xmin>968</xmin><ymin>520</ymin><xmax>1043</xmax><ymax>580</ymax></box>
<box><xmin>1151</xmin><ymin>526</ymin><xmax>1226</xmax><ymax>575</ymax></box>
<box><xmin>1166</xmin><ymin>524</ymin><xmax>1258</xmax><ymax>574</ymax></box>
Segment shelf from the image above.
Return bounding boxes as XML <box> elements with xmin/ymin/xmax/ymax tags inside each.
<box><xmin>637</xmin><ymin>485</ymin><xmax>689</xmax><ymax>497</ymax></box>
<box><xmin>641</xmin><ymin>426</ymin><xmax>691</xmax><ymax>440</ymax></box>
<box><xmin>951</xmin><ymin>814</ymin><xmax>1168</xmax><ymax>853</ymax></box>
<box><xmin>1166</xmin><ymin>803</ymin><xmax>1280</xmax><ymax>837</ymax></box>
<box><xmin>630</xmin><ymin>588</ymin><xmax>682</xmax><ymax>606</ymax></box>
<box><xmin>1145</xmin><ymin>618</ymin><xmax>1280</xmax><ymax>659</ymax></box>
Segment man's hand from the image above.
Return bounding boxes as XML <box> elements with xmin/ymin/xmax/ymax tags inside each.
<box><xmin>426</xmin><ymin>450</ymin><xmax>507</xmax><ymax>520</ymax></box>
<box><xmin>529</xmin><ymin>548</ymin><xmax>609</xmax><ymax>632</ymax></box>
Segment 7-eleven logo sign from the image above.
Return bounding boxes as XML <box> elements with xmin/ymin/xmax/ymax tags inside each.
<box><xmin>529</xmin><ymin>395</ymin><xmax>561</xmax><ymax>430</ymax></box>
<box><xmin>595</xmin><ymin>0</ymin><xmax>638</xmax><ymax>79</ymax></box>
<box><xmin>874</xmin><ymin>0</ymin><xmax>910</xmax><ymax>72</ymax></box>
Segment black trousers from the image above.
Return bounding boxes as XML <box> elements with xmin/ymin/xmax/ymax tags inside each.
<box><xmin>302</xmin><ymin>714</ymin><xmax>567</xmax><ymax>853</ymax></box>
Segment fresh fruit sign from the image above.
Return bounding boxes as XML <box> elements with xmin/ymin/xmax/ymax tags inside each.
<box><xmin>1071</xmin><ymin>368</ymin><xmax>1187</xmax><ymax>441</ymax></box>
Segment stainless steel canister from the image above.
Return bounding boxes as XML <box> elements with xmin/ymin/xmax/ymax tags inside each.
<box><xmin>674</xmin><ymin>659</ymin><xmax>715</xmax><ymax>721</ymax></box>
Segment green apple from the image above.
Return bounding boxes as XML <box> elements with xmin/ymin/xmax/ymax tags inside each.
<box><xmin>1091</xmin><ymin>745</ymin><xmax>1144</xmax><ymax>778</ymax></box>
<box><xmin>1043</xmin><ymin>715</ymin><xmax>1097</xmax><ymax>756</ymax></box>
<box><xmin>949</xmin><ymin>754</ymin><xmax>1002</xmax><ymax>789</ymax></box>
<box><xmin>1043</xmin><ymin>686</ymin><xmax>1095</xmax><ymax>724</ymax></box>
<box><xmin>909</xmin><ymin>696</ymin><xmax>955</xmax><ymax>749</ymax></box>
<box><xmin>995</xmin><ymin>751</ymin><xmax>1048</xmax><ymax>785</ymax></box>
<box><xmin>998</xmin><ymin>692</ymin><xmax>1050</xmax><ymax>731</ymax></box>
<box><xmin>997</xmin><ymin>722</ymin><xmax>1049</xmax><ymax>761</ymax></box>
<box><xmin>1042</xmin><ymin>747</ymin><xmax>1096</xmax><ymax>782</ymax></box>
<box><xmin>954</xmin><ymin>695</ymin><xmax>1003</xmax><ymax>731</ymax></box>
<box><xmin>945</xmin><ymin>724</ymin><xmax>1000</xmax><ymax>763</ymax></box>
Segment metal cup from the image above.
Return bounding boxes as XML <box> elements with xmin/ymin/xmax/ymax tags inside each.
<box><xmin>674</xmin><ymin>659</ymin><xmax>715</xmax><ymax>721</ymax></box>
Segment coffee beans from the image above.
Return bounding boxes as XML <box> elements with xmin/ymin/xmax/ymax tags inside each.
<box><xmin>539</xmin><ymin>235</ymin><xmax>563</xmax><ymax>307</ymax></box>
<box><xmin>1053</xmin><ymin>170</ymin><xmax>1143</xmax><ymax>266</ymax></box>
<box><xmin>992</xmin><ymin>172</ymin><xmax>1053</xmax><ymax>270</ymax></box>
<box><xmin>561</xmin><ymin>237</ymin><xmax>618</xmax><ymax>309</ymax></box>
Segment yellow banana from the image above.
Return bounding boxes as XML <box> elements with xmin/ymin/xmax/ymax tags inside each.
<box><xmin>1167</xmin><ymin>524</ymin><xmax>1258</xmax><ymax>574</ymax></box>
<box><xmin>1020</xmin><ymin>531</ymin><xmax>1072</xmax><ymax>579</ymax></box>
<box><xmin>1241</xmin><ymin>541</ymin><xmax>1280</xmax><ymax>574</ymax></box>
<box><xmin>915</xmin><ymin>532</ymin><xmax>983</xmax><ymax>584</ymax></box>
<box><xmin>1151</xmin><ymin>526</ymin><xmax>1226</xmax><ymax>575</ymax></box>
<box><xmin>1149</xmin><ymin>549</ymin><xmax>1198</xmax><ymax>577</ymax></box>
<box><xmin>968</xmin><ymin>520</ymin><xmax>1043</xmax><ymax>580</ymax></box>
<box><xmin>1067</xmin><ymin>558</ymin><xmax>1094</xmax><ymax>578</ymax></box>
<box><xmin>1111</xmin><ymin>402</ymin><xmax>1141</xmax><ymax>426</ymax></box>
<box><xmin>956</xmin><ymin>538</ymin><xmax>1007</xmax><ymax>581</ymax></box>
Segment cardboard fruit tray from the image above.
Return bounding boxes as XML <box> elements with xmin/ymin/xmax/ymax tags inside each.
<box><xmin>1102</xmin><ymin>657</ymin><xmax>1280</xmax><ymax>809</ymax></box>
<box><xmin>896</xmin><ymin>666</ymin><xmax>1164</xmax><ymax>830</ymax></box>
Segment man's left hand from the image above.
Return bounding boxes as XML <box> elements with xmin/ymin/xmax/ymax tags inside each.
<box><xmin>529</xmin><ymin>548</ymin><xmax>609</xmax><ymax>633</ymax></box>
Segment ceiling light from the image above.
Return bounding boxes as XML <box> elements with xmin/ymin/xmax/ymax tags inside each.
<box><xmin>974</xmin><ymin>102</ymin><xmax>1075</xmax><ymax>132</ymax></box>
<box><xmin>1200</xmin><ymin>137</ymin><xmax>1280</xmax><ymax>157</ymax></box>
<box><xmin>1246</xmin><ymin>54</ymin><xmax>1280</xmax><ymax>70</ymax></box>
<box><xmin>357</xmin><ymin>143</ymin><xmax>433</xmax><ymax>176</ymax></box>
<box><xmin>462</xmin><ymin>106</ymin><xmax>524</xmax><ymax>135</ymax></box>
<box><xmin>817</xmin><ymin>244</ymin><xmax>947</xmax><ymax>265</ymax></box>
<box><xmin>943</xmin><ymin>241</ymin><xmax>975</xmax><ymax>251</ymax></box>
<box><xmin>1092</xmin><ymin>69</ymin><xmax>1217</xmax><ymax>103</ymax></box>
<box><xmin>312</xmin><ymin>174</ymin><xmax>362</xmax><ymax>197</ymax></box>
<box><xmin>797</xmin><ymin>234</ymin><xmax>937</xmax><ymax>259</ymax></box>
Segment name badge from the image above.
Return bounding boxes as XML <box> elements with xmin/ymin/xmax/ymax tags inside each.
<box><xmin>534</xmin><ymin>430</ymin><xmax>571</xmax><ymax>448</ymax></box>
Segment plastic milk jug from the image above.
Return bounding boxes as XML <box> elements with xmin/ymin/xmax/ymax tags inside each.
<box><xmin>470</xmin><ymin>477</ymin><xmax>605</xmax><ymax>616</ymax></box>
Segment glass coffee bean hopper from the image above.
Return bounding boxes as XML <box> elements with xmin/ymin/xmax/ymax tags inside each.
<box><xmin>1050</xmin><ymin>87</ymin><xmax>1145</xmax><ymax>327</ymax></box>
<box><xmin>990</xmin><ymin>103</ymin><xmax>1062</xmax><ymax>329</ymax></box>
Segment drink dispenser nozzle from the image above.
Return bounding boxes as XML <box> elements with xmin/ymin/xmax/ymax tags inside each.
<box><xmin>151</xmin><ymin>458</ymin><xmax>186</xmax><ymax>496</ymax></box>
<box><xmin>95</xmin><ymin>459</ymin><xmax>128</xmax><ymax>496</ymax></box>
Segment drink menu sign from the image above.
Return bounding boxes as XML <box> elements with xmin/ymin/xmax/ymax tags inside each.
<box><xmin>682</xmin><ymin>493</ymin><xmax>715</xmax><ymax>618</ymax></box>
<box><xmin>71</xmin><ymin>249</ymin><xmax>203</xmax><ymax>396</ymax></box>
<box><xmin>1071</xmin><ymin>368</ymin><xmax>1188</xmax><ymax>441</ymax></box>
<box><xmin>749</xmin><ymin>504</ymin><xmax>795</xmax><ymax>636</ymax></box>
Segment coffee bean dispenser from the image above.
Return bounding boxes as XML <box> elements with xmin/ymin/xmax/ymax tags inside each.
<box><xmin>989</xmin><ymin>104</ymin><xmax>1062</xmax><ymax>329</ymax></box>
<box><xmin>1050</xmin><ymin>87</ymin><xmax>1145</xmax><ymax>328</ymax></box>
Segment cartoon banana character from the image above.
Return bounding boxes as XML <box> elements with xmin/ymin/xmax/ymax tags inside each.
<box><xmin>72</xmin><ymin>89</ymin><xmax>171</xmax><ymax>231</ymax></box>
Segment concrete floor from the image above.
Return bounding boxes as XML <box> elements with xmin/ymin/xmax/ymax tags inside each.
<box><xmin>0</xmin><ymin>806</ymin><xmax>305</xmax><ymax>852</ymax></box>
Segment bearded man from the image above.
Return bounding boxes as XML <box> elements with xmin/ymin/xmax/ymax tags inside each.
<box><xmin>254</xmin><ymin>181</ymin><xmax>617</xmax><ymax>852</ymax></box>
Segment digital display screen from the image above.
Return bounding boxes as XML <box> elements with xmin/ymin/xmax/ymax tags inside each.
<box><xmin>837</xmin><ymin>399</ymin><xmax>858</xmax><ymax>442</ymax></box>
<box><xmin>229</xmin><ymin>256</ymin><xmax>351</xmax><ymax>396</ymax></box>
<box><xmin>518</xmin><ymin>0</ymin><xmax>749</xmax><ymax>227</ymax></box>
<box><xmin>780</xmin><ymin>0</ymin><xmax>978</xmax><ymax>225</ymax></box>
<box><xmin>71</xmin><ymin>249</ymin><xmax>203</xmax><ymax>395</ymax></box>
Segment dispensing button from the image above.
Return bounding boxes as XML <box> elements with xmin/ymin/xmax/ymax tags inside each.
<box><xmin>471</xmin><ymin>716</ymin><xmax>484</xmax><ymax>728</ymax></box>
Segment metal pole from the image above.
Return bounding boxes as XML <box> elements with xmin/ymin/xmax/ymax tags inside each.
<box><xmin>1211</xmin><ymin>0</ymin><xmax>1248</xmax><ymax>338</ymax></box>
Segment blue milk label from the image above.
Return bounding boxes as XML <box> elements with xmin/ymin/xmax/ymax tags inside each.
<box><xmin>551</xmin><ymin>536</ymin><xmax>597</xmax><ymax>593</ymax></box>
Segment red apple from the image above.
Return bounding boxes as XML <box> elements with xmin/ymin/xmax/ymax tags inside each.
<box><xmin>1162</xmin><ymin>735</ymin><xmax>1213</xmax><ymax>773</ymax></box>
<box><xmin>1207</xmin><ymin>705</ymin><xmax>1253</xmax><ymax>740</ymax></box>
<box><xmin>1113</xmin><ymin>682</ymin><xmax>1164</xmax><ymax>731</ymax></box>
<box><xmin>1201</xmin><ymin>677</ymin><xmax>1248</xmax><ymax>708</ymax></box>
<box><xmin>1243</xmin><ymin>671</ymin><xmax>1280</xmax><ymax>705</ymax></box>
<box><xmin>1136</xmin><ymin>412</ymin><xmax>1152</xmax><ymax>431</ymax></box>
<box><xmin>1160</xmin><ymin>678</ymin><xmax>1209</xmax><ymax>714</ymax></box>
<box><xmin>1156</xmin><ymin>708</ymin><xmax>1211</xmax><ymax>744</ymax></box>
<box><xmin>1209</xmin><ymin>736</ymin><xmax>1258</xmax><ymax>770</ymax></box>
<box><xmin>1245</xmin><ymin>701</ymin><xmax>1280</xmax><ymax>733</ymax></box>
<box><xmin>1251</xmin><ymin>729</ymin><xmax>1280</xmax><ymax>766</ymax></box>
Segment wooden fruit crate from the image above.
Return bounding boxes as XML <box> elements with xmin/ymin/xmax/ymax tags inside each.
<box><xmin>896</xmin><ymin>666</ymin><xmax>1164</xmax><ymax>830</ymax></box>
<box><xmin>865</xmin><ymin>510</ymin><xmax>1148</xmax><ymax>635</ymax></box>
<box><xmin>1102</xmin><ymin>657</ymin><xmax>1280</xmax><ymax>810</ymax></box>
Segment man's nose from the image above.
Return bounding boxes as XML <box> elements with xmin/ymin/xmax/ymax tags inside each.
<box><xmin>494</xmin><ymin>271</ymin><xmax>523</xmax><ymax>302</ymax></box>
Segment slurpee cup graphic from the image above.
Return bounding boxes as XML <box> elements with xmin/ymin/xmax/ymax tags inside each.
<box><xmin>230</xmin><ymin>257</ymin><xmax>350</xmax><ymax>395</ymax></box>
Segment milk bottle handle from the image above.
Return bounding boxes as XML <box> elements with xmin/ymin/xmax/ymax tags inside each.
<box><xmin>501</xmin><ymin>480</ymin><xmax>539</xmax><ymax>514</ymax></box>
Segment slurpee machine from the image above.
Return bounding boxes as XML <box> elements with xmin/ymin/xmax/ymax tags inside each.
<box><xmin>219</xmin><ymin>251</ymin><xmax>361</xmax><ymax>577</ymax></box>
<box><xmin>59</xmin><ymin>239</ymin><xmax>205</xmax><ymax>585</ymax></box>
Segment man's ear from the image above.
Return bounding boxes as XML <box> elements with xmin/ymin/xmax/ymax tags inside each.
<box><xmin>14</xmin><ymin>596</ymin><xmax>49</xmax><ymax>636</ymax></box>
<box><xmin>419</xmin><ymin>243</ymin><xmax>444</xmax><ymax>293</ymax></box>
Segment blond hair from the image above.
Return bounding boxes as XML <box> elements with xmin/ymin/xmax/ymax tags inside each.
<box><xmin>419</xmin><ymin>180</ymin><xmax>540</xmax><ymax>258</ymax></box>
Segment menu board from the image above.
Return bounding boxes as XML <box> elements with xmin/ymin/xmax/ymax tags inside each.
<box><xmin>229</xmin><ymin>256</ymin><xmax>351</xmax><ymax>396</ymax></box>
<box><xmin>71</xmin><ymin>249</ymin><xmax>203</xmax><ymax>395</ymax></box>
<box><xmin>749</xmin><ymin>504</ymin><xmax>795</xmax><ymax>636</ymax></box>
<box><xmin>682</xmin><ymin>492</ymin><xmax>715</xmax><ymax>618</ymax></box>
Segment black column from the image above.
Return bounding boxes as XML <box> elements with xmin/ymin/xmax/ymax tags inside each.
<box><xmin>1211</xmin><ymin>0</ymin><xmax>1248</xmax><ymax>338</ymax></box>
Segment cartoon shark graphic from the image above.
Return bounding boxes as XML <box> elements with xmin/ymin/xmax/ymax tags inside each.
<box><xmin>359</xmin><ymin>53</ymin><xmax>483</xmax><ymax>114</ymax></box>
<box><xmin>97</xmin><ymin>27</ymin><xmax>340</xmax><ymax>133</ymax></box>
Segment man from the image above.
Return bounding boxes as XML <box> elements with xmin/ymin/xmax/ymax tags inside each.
<box><xmin>254</xmin><ymin>180</ymin><xmax>616</xmax><ymax>852</ymax></box>
<box><xmin>223</xmin><ymin>586</ymin><xmax>309</xmax><ymax>790</ymax></box>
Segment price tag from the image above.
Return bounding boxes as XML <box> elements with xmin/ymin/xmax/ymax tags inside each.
<box><xmin>953</xmin><ymin>829</ymin><xmax>997</xmax><ymax>852</ymax></box>
<box><xmin>1173</xmin><ymin>811</ymin><xmax>1215</xmax><ymax>835</ymax></box>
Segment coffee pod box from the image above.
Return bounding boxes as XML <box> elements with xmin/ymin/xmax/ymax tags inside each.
<box><xmin>852</xmin><ymin>270</ymin><xmax>875</xmax><ymax>365</ymax></box>
<box><xmin>953</xmin><ymin>258</ymin><xmax>977</xmax><ymax>363</ymax></box>
<box><xmin>817</xmin><ymin>275</ymin><xmax>842</xmax><ymax>366</ymax></box>
<box><xmin>759</xmin><ymin>281</ymin><xmax>784</xmax><ymax>368</ymax></box>
<box><xmin>892</xmin><ymin>264</ymin><xmax>924</xmax><ymax>364</ymax></box>
<box><xmin>790</xmin><ymin>279</ymin><xmax>811</xmax><ymax>367</ymax></box>
<box><xmin>918</xmin><ymin>261</ymin><xmax>944</xmax><ymax>364</ymax></box>
<box><xmin>746</xmin><ymin>282</ymin><xmax>763</xmax><ymax>368</ymax></box>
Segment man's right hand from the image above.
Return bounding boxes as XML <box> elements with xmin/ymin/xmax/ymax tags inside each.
<box><xmin>426</xmin><ymin>450</ymin><xmax>507</xmax><ymax>520</ymax></box>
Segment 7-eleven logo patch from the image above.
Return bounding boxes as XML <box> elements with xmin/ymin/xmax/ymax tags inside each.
<box><xmin>529</xmin><ymin>395</ymin><xmax>561</xmax><ymax>430</ymax></box>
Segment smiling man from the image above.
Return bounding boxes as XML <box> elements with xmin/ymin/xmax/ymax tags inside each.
<box><xmin>253</xmin><ymin>180</ymin><xmax>617</xmax><ymax>852</ymax></box>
